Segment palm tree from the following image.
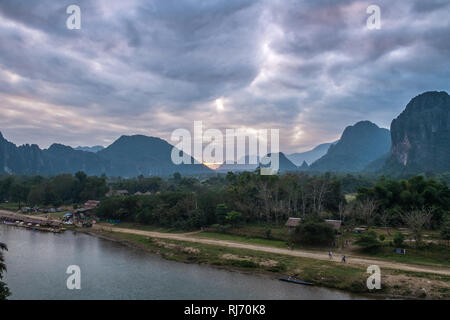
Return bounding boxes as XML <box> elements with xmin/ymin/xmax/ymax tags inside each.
<box><xmin>0</xmin><ymin>242</ymin><xmax>11</xmax><ymax>300</ymax></box>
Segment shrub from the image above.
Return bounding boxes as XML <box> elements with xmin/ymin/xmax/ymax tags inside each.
<box><xmin>379</xmin><ymin>234</ymin><xmax>385</xmax><ymax>242</ymax></box>
<box><xmin>355</xmin><ymin>231</ymin><xmax>382</xmax><ymax>252</ymax></box>
<box><xmin>440</xmin><ymin>220</ymin><xmax>450</xmax><ymax>241</ymax></box>
<box><xmin>267</xmin><ymin>263</ymin><xmax>286</xmax><ymax>273</ymax></box>
<box><xmin>229</xmin><ymin>260</ymin><xmax>258</xmax><ymax>268</ymax></box>
<box><xmin>291</xmin><ymin>221</ymin><xmax>336</xmax><ymax>246</ymax></box>
<box><xmin>225</xmin><ymin>210</ymin><xmax>242</xmax><ymax>226</ymax></box>
<box><xmin>393</xmin><ymin>232</ymin><xmax>405</xmax><ymax>247</ymax></box>
<box><xmin>215</xmin><ymin>203</ymin><xmax>228</xmax><ymax>225</ymax></box>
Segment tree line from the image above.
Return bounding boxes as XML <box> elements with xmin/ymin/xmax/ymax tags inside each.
<box><xmin>0</xmin><ymin>172</ymin><xmax>108</xmax><ymax>207</ymax></box>
<box><xmin>1</xmin><ymin>171</ymin><xmax>449</xmax><ymax>235</ymax></box>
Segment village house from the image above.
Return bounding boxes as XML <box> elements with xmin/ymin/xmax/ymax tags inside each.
<box><xmin>83</xmin><ymin>200</ymin><xmax>100</xmax><ymax>209</ymax></box>
<box><xmin>285</xmin><ymin>217</ymin><xmax>301</xmax><ymax>233</ymax></box>
<box><xmin>325</xmin><ymin>219</ymin><xmax>342</xmax><ymax>231</ymax></box>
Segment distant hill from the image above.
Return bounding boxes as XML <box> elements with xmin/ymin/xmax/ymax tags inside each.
<box><xmin>259</xmin><ymin>152</ymin><xmax>298</xmax><ymax>174</ymax></box>
<box><xmin>287</xmin><ymin>142</ymin><xmax>336</xmax><ymax>166</ymax></box>
<box><xmin>98</xmin><ymin>135</ymin><xmax>210</xmax><ymax>177</ymax></box>
<box><xmin>75</xmin><ymin>145</ymin><xmax>104</xmax><ymax>153</ymax></box>
<box><xmin>299</xmin><ymin>160</ymin><xmax>309</xmax><ymax>171</ymax></box>
<box><xmin>0</xmin><ymin>133</ymin><xmax>106</xmax><ymax>176</ymax></box>
<box><xmin>364</xmin><ymin>153</ymin><xmax>389</xmax><ymax>172</ymax></box>
<box><xmin>309</xmin><ymin>121</ymin><xmax>391</xmax><ymax>172</ymax></box>
<box><xmin>0</xmin><ymin>133</ymin><xmax>211</xmax><ymax>177</ymax></box>
<box><xmin>382</xmin><ymin>91</ymin><xmax>450</xmax><ymax>174</ymax></box>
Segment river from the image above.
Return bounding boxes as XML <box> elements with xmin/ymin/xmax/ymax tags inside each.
<box><xmin>0</xmin><ymin>224</ymin><xmax>366</xmax><ymax>300</ymax></box>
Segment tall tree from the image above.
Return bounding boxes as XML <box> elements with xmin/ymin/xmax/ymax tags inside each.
<box><xmin>401</xmin><ymin>207</ymin><xmax>433</xmax><ymax>245</ymax></box>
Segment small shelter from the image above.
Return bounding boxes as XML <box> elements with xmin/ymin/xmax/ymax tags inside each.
<box><xmin>285</xmin><ymin>217</ymin><xmax>301</xmax><ymax>233</ymax></box>
<box><xmin>84</xmin><ymin>200</ymin><xmax>100</xmax><ymax>209</ymax></box>
<box><xmin>325</xmin><ymin>219</ymin><xmax>342</xmax><ymax>231</ymax></box>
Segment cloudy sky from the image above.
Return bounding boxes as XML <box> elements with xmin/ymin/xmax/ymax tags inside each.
<box><xmin>0</xmin><ymin>0</ymin><xmax>449</xmax><ymax>154</ymax></box>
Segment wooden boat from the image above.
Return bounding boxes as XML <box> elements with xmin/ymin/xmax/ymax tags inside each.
<box><xmin>279</xmin><ymin>277</ymin><xmax>313</xmax><ymax>286</ymax></box>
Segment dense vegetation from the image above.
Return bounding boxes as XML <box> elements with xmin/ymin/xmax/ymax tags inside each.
<box><xmin>356</xmin><ymin>175</ymin><xmax>450</xmax><ymax>228</ymax></box>
<box><xmin>0</xmin><ymin>172</ymin><xmax>107</xmax><ymax>207</ymax></box>
<box><xmin>1</xmin><ymin>171</ymin><xmax>449</xmax><ymax>241</ymax></box>
<box><xmin>291</xmin><ymin>219</ymin><xmax>336</xmax><ymax>246</ymax></box>
<box><xmin>96</xmin><ymin>171</ymin><xmax>344</xmax><ymax>230</ymax></box>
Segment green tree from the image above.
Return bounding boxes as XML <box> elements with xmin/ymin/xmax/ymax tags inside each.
<box><xmin>215</xmin><ymin>203</ymin><xmax>229</xmax><ymax>225</ymax></box>
<box><xmin>393</xmin><ymin>232</ymin><xmax>405</xmax><ymax>248</ymax></box>
<box><xmin>226</xmin><ymin>210</ymin><xmax>242</xmax><ymax>226</ymax></box>
<box><xmin>440</xmin><ymin>220</ymin><xmax>450</xmax><ymax>243</ymax></box>
<box><xmin>355</xmin><ymin>231</ymin><xmax>382</xmax><ymax>252</ymax></box>
<box><xmin>291</xmin><ymin>221</ymin><xmax>336</xmax><ymax>246</ymax></box>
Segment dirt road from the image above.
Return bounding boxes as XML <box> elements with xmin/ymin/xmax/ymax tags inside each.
<box><xmin>94</xmin><ymin>225</ymin><xmax>450</xmax><ymax>276</ymax></box>
<box><xmin>0</xmin><ymin>210</ymin><xmax>61</xmax><ymax>224</ymax></box>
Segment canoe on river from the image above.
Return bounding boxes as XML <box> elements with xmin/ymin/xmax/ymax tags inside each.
<box><xmin>279</xmin><ymin>277</ymin><xmax>313</xmax><ymax>286</ymax></box>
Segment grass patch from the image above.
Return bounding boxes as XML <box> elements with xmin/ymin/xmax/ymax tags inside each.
<box><xmin>0</xmin><ymin>202</ymin><xmax>21</xmax><ymax>211</ymax></box>
<box><xmin>217</xmin><ymin>223</ymin><xmax>291</xmax><ymax>242</ymax></box>
<box><xmin>360</xmin><ymin>244</ymin><xmax>450</xmax><ymax>268</ymax></box>
<box><xmin>103</xmin><ymin>222</ymin><xmax>187</xmax><ymax>233</ymax></box>
<box><xmin>194</xmin><ymin>232</ymin><xmax>289</xmax><ymax>249</ymax></box>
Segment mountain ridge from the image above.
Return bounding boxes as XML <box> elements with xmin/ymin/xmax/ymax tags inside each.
<box><xmin>0</xmin><ymin>133</ymin><xmax>211</xmax><ymax>177</ymax></box>
<box><xmin>309</xmin><ymin>121</ymin><xmax>391</xmax><ymax>172</ymax></box>
<box><xmin>287</xmin><ymin>142</ymin><xmax>337</xmax><ymax>166</ymax></box>
<box><xmin>382</xmin><ymin>91</ymin><xmax>450</xmax><ymax>174</ymax></box>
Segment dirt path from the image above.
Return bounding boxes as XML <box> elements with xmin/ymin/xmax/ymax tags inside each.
<box><xmin>0</xmin><ymin>210</ymin><xmax>60</xmax><ymax>223</ymax></box>
<box><xmin>94</xmin><ymin>225</ymin><xmax>450</xmax><ymax>276</ymax></box>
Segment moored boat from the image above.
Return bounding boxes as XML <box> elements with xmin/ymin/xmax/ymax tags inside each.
<box><xmin>279</xmin><ymin>277</ymin><xmax>313</xmax><ymax>286</ymax></box>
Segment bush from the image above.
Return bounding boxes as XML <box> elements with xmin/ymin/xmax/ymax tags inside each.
<box><xmin>229</xmin><ymin>260</ymin><xmax>259</xmax><ymax>268</ymax></box>
<box><xmin>267</xmin><ymin>263</ymin><xmax>287</xmax><ymax>273</ymax></box>
<box><xmin>355</xmin><ymin>231</ymin><xmax>382</xmax><ymax>252</ymax></box>
<box><xmin>441</xmin><ymin>220</ymin><xmax>450</xmax><ymax>241</ymax></box>
<box><xmin>291</xmin><ymin>221</ymin><xmax>336</xmax><ymax>246</ymax></box>
<box><xmin>379</xmin><ymin>234</ymin><xmax>385</xmax><ymax>242</ymax></box>
<box><xmin>393</xmin><ymin>232</ymin><xmax>405</xmax><ymax>247</ymax></box>
<box><xmin>225</xmin><ymin>210</ymin><xmax>242</xmax><ymax>226</ymax></box>
<box><xmin>215</xmin><ymin>203</ymin><xmax>228</xmax><ymax>225</ymax></box>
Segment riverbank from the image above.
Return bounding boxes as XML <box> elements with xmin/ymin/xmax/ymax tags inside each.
<box><xmin>2</xmin><ymin>224</ymin><xmax>367</xmax><ymax>300</ymax></box>
<box><xmin>81</xmin><ymin>227</ymin><xmax>450</xmax><ymax>299</ymax></box>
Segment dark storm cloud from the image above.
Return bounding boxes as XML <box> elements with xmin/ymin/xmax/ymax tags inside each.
<box><xmin>0</xmin><ymin>0</ymin><xmax>449</xmax><ymax>153</ymax></box>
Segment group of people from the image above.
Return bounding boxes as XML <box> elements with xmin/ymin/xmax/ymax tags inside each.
<box><xmin>328</xmin><ymin>251</ymin><xmax>346</xmax><ymax>263</ymax></box>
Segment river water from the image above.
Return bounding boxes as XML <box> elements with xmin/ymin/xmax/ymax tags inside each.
<box><xmin>0</xmin><ymin>225</ymin><xmax>365</xmax><ymax>300</ymax></box>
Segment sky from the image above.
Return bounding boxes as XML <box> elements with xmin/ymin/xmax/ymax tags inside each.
<box><xmin>0</xmin><ymin>0</ymin><xmax>449</xmax><ymax>154</ymax></box>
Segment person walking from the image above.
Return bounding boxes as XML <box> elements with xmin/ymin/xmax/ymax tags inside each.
<box><xmin>328</xmin><ymin>251</ymin><xmax>333</xmax><ymax>259</ymax></box>
<box><xmin>341</xmin><ymin>255</ymin><xmax>346</xmax><ymax>263</ymax></box>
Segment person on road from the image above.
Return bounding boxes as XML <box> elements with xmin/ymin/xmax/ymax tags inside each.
<box><xmin>341</xmin><ymin>255</ymin><xmax>346</xmax><ymax>263</ymax></box>
<box><xmin>328</xmin><ymin>251</ymin><xmax>333</xmax><ymax>259</ymax></box>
